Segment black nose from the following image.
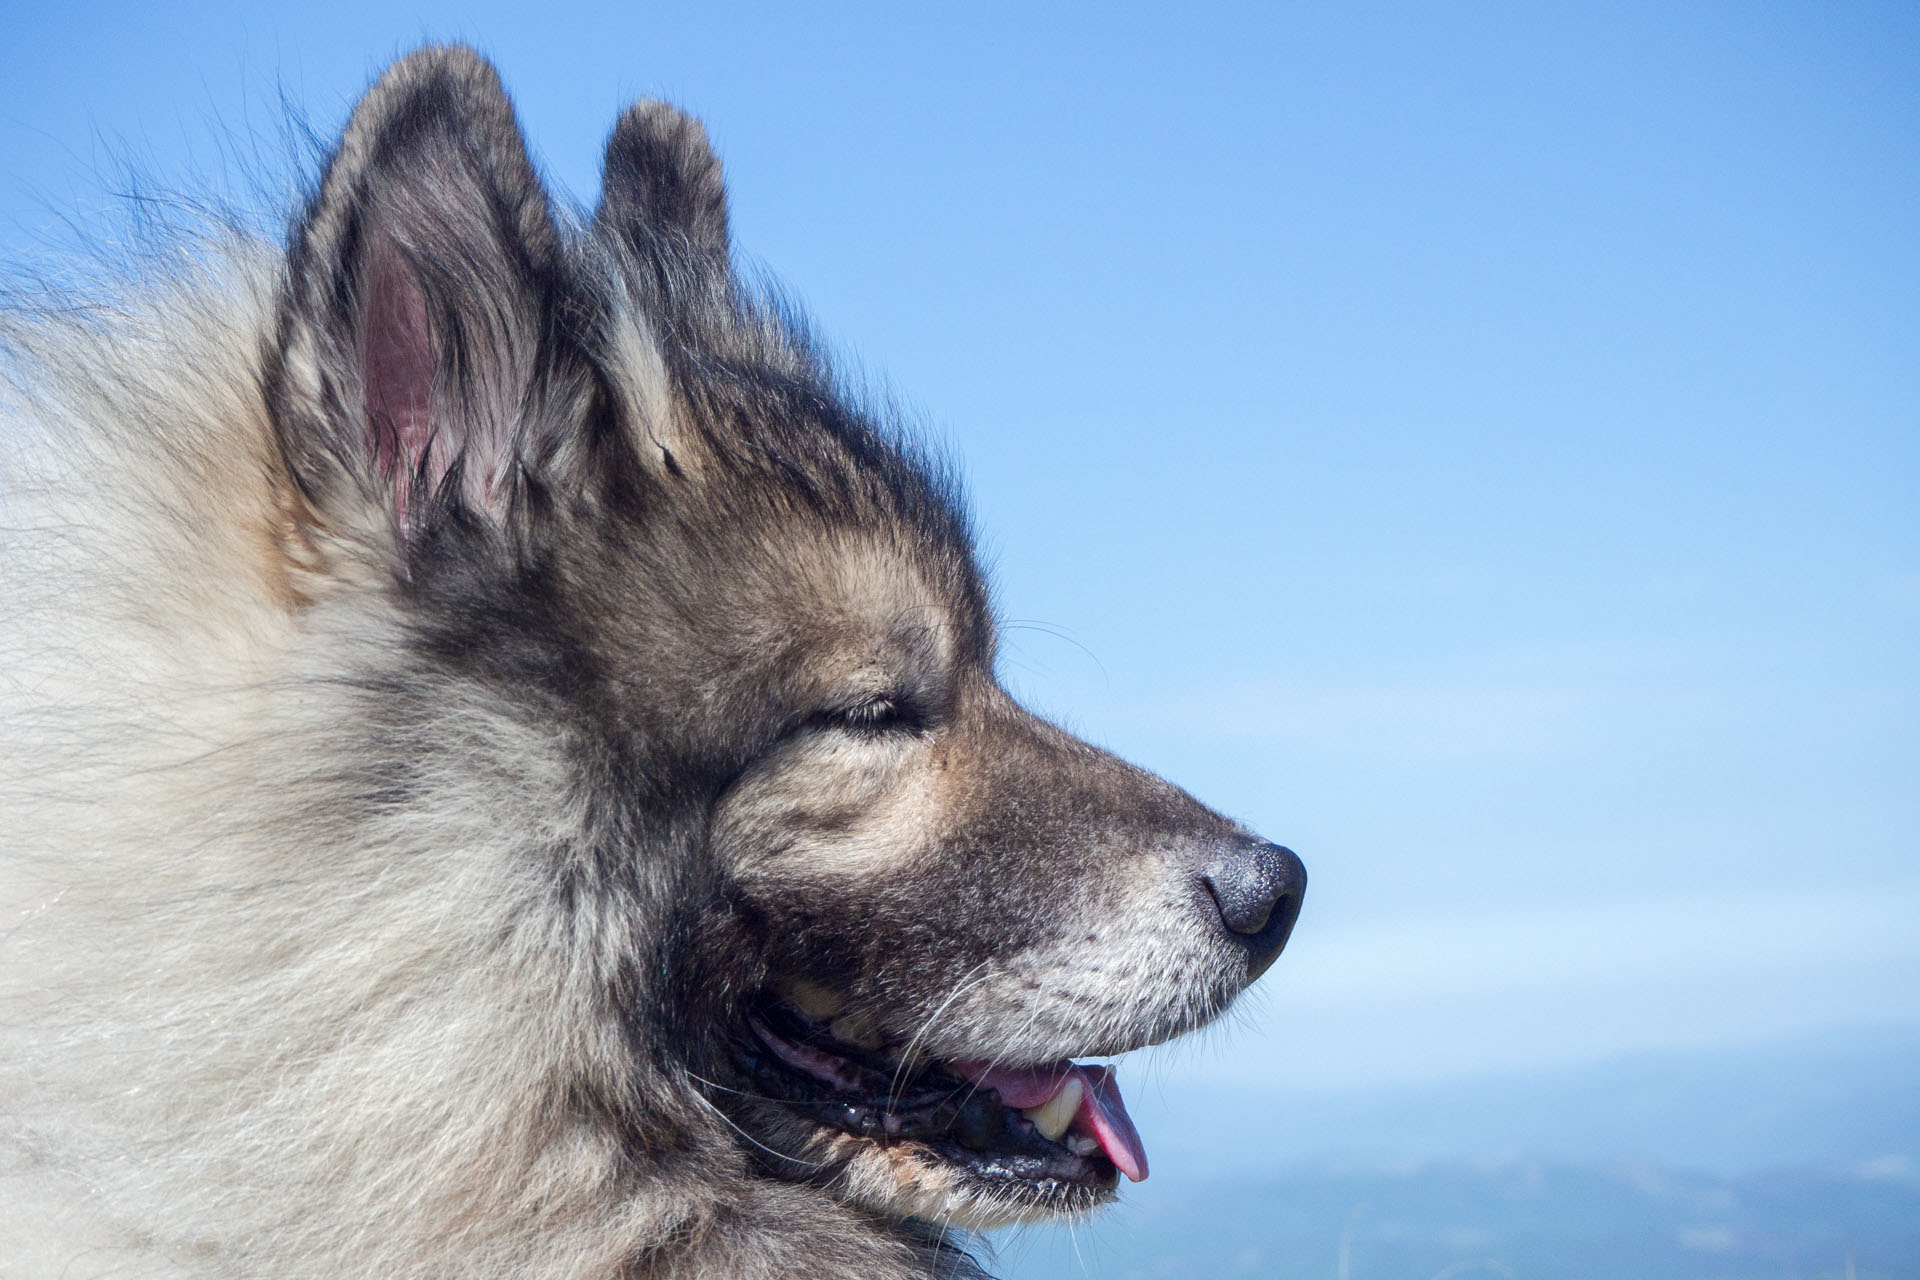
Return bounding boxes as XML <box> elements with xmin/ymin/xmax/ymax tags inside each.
<box><xmin>1201</xmin><ymin>841</ymin><xmax>1306</xmax><ymax>977</ymax></box>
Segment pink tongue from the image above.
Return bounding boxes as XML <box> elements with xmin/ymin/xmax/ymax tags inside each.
<box><xmin>952</xmin><ymin>1061</ymin><xmax>1149</xmax><ymax>1182</ymax></box>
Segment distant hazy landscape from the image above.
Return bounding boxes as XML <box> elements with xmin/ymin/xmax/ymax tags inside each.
<box><xmin>996</xmin><ymin>1162</ymin><xmax>1918</xmax><ymax>1280</ymax></box>
<box><xmin>992</xmin><ymin>1023</ymin><xmax>1920</xmax><ymax>1279</ymax></box>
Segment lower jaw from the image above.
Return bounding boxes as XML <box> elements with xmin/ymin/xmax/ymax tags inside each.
<box><xmin>720</xmin><ymin>1029</ymin><xmax>1119</xmax><ymax>1224</ymax></box>
<box><xmin>772</xmin><ymin>1119</ymin><xmax>1119</xmax><ymax>1229</ymax></box>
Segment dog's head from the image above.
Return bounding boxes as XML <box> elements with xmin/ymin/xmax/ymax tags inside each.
<box><xmin>268</xmin><ymin>47</ymin><xmax>1303</xmax><ymax>1237</ymax></box>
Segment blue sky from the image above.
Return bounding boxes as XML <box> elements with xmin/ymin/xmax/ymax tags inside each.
<box><xmin>4</xmin><ymin>2</ymin><xmax>1916</xmax><ymax>1099</ymax></box>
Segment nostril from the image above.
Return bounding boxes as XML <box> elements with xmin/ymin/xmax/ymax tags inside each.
<box><xmin>1202</xmin><ymin>864</ymin><xmax>1271</xmax><ymax>934</ymax></box>
<box><xmin>1202</xmin><ymin>863</ymin><xmax>1270</xmax><ymax>934</ymax></box>
<box><xmin>1201</xmin><ymin>841</ymin><xmax>1307</xmax><ymax>945</ymax></box>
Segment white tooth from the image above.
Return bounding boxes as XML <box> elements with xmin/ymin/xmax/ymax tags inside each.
<box><xmin>776</xmin><ymin>978</ymin><xmax>845</xmax><ymax>1021</ymax></box>
<box><xmin>1066</xmin><ymin>1134</ymin><xmax>1099</xmax><ymax>1157</ymax></box>
<box><xmin>1021</xmin><ymin>1075</ymin><xmax>1085</xmax><ymax>1142</ymax></box>
<box><xmin>830</xmin><ymin>1011</ymin><xmax>883</xmax><ymax>1050</ymax></box>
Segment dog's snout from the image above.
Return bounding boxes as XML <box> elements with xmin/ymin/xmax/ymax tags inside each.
<box><xmin>1201</xmin><ymin>841</ymin><xmax>1306</xmax><ymax>976</ymax></box>
<box><xmin>1200</xmin><ymin>841</ymin><xmax>1302</xmax><ymax>935</ymax></box>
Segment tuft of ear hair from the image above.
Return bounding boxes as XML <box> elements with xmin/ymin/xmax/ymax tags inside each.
<box><xmin>596</xmin><ymin>100</ymin><xmax>731</xmax><ymax>261</ymax></box>
<box><xmin>267</xmin><ymin>45</ymin><xmax>598</xmax><ymax>549</ymax></box>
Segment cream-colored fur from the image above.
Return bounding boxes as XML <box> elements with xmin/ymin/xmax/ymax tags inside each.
<box><xmin>0</xmin><ymin>243</ymin><xmax>966</xmax><ymax>1279</ymax></box>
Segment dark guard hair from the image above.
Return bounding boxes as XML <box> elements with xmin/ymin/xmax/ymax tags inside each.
<box><xmin>0</xmin><ymin>45</ymin><xmax>1304</xmax><ymax>1280</ymax></box>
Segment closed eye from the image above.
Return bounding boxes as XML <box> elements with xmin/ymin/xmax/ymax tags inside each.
<box><xmin>831</xmin><ymin>696</ymin><xmax>921</xmax><ymax>736</ymax></box>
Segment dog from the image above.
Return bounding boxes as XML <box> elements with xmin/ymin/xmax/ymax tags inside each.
<box><xmin>0</xmin><ymin>46</ymin><xmax>1304</xmax><ymax>1279</ymax></box>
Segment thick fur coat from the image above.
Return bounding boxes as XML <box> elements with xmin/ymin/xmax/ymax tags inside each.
<box><xmin>0</xmin><ymin>49</ymin><xmax>1303</xmax><ymax>1278</ymax></box>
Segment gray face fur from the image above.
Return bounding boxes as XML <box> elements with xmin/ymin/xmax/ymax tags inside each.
<box><xmin>0</xmin><ymin>45</ymin><xmax>1302</xmax><ymax>1280</ymax></box>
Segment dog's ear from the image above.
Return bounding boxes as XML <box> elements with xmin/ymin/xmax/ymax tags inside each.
<box><xmin>269</xmin><ymin>45</ymin><xmax>597</xmax><ymax>545</ymax></box>
<box><xmin>589</xmin><ymin>101</ymin><xmax>734</xmax><ymax>481</ymax></box>
<box><xmin>595</xmin><ymin>101</ymin><xmax>730</xmax><ymax>260</ymax></box>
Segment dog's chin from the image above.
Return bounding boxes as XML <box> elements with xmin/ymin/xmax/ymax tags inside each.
<box><xmin>718</xmin><ymin>981</ymin><xmax>1153</xmax><ymax>1230</ymax></box>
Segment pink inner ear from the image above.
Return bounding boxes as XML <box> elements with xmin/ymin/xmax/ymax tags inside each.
<box><xmin>360</xmin><ymin>245</ymin><xmax>438</xmax><ymax>523</ymax></box>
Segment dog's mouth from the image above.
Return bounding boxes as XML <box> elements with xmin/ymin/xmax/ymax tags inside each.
<box><xmin>726</xmin><ymin>978</ymin><xmax>1148</xmax><ymax>1206</ymax></box>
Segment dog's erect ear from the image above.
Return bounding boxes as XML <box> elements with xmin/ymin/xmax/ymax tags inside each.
<box><xmin>595</xmin><ymin>101</ymin><xmax>730</xmax><ymax>261</ymax></box>
<box><xmin>269</xmin><ymin>46</ymin><xmax>596</xmax><ymax>543</ymax></box>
